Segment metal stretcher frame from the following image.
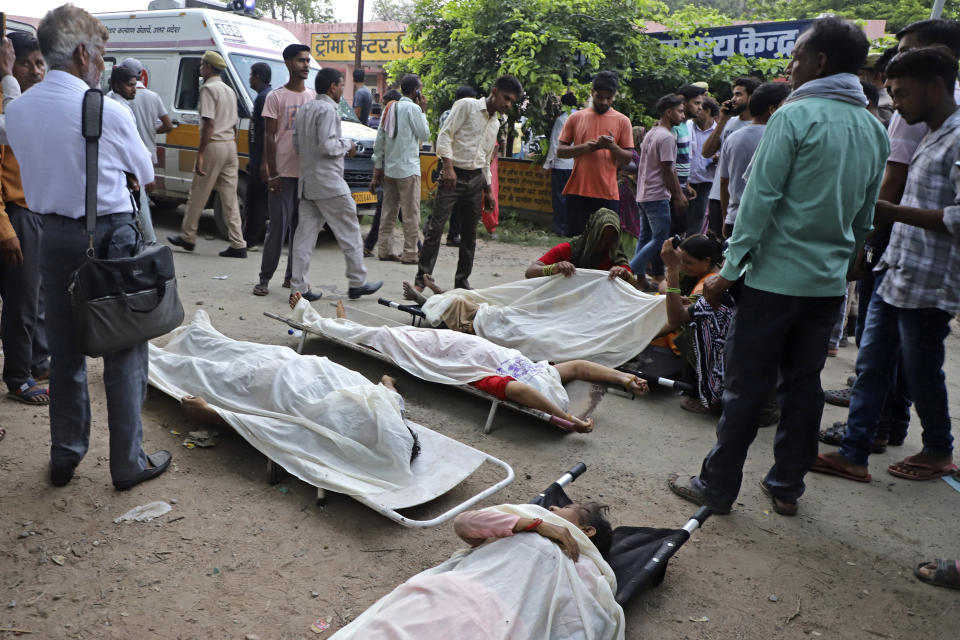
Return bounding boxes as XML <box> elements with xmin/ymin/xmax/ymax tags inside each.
<box><xmin>263</xmin><ymin>311</ymin><xmax>581</xmax><ymax>434</ymax></box>
<box><xmin>376</xmin><ymin>298</ymin><xmax>696</xmax><ymax>395</ymax></box>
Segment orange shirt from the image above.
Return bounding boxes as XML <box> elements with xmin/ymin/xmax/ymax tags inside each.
<box><xmin>559</xmin><ymin>107</ymin><xmax>633</xmax><ymax>200</ymax></box>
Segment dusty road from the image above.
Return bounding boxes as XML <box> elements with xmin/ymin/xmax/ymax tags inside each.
<box><xmin>1</xmin><ymin>209</ymin><xmax>958</xmax><ymax>639</ymax></box>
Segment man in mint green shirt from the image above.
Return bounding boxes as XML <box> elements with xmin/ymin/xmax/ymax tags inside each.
<box><xmin>668</xmin><ymin>18</ymin><xmax>889</xmax><ymax>517</ymax></box>
<box><xmin>370</xmin><ymin>74</ymin><xmax>430</xmax><ymax>263</ymax></box>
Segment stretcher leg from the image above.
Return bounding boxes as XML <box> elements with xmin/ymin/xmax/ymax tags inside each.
<box><xmin>267</xmin><ymin>459</ymin><xmax>285</xmax><ymax>484</ymax></box>
<box><xmin>297</xmin><ymin>331</ymin><xmax>307</xmax><ymax>354</ymax></box>
<box><xmin>483</xmin><ymin>400</ymin><xmax>500</xmax><ymax>434</ymax></box>
<box><xmin>316</xmin><ymin>488</ymin><xmax>327</xmax><ymax>507</ymax></box>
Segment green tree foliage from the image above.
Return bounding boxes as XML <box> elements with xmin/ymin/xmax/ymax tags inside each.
<box><xmin>389</xmin><ymin>0</ymin><xmax>791</xmax><ymax>142</ymax></box>
<box><xmin>259</xmin><ymin>0</ymin><xmax>335</xmax><ymax>23</ymax></box>
<box><xmin>372</xmin><ymin>0</ymin><xmax>418</xmax><ymax>23</ymax></box>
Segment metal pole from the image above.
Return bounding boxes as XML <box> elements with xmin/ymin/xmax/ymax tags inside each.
<box><xmin>354</xmin><ymin>0</ymin><xmax>365</xmax><ymax>71</ymax></box>
<box><xmin>931</xmin><ymin>0</ymin><xmax>946</xmax><ymax>19</ymax></box>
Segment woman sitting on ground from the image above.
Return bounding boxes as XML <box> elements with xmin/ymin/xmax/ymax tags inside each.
<box><xmin>524</xmin><ymin>208</ymin><xmax>638</xmax><ymax>286</ymax></box>
<box><xmin>329</xmin><ymin>501</ymin><xmax>624</xmax><ymax>639</ymax></box>
<box><xmin>291</xmin><ymin>294</ymin><xmax>649</xmax><ymax>433</ymax></box>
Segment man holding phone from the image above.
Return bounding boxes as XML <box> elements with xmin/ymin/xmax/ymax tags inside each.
<box><xmin>370</xmin><ymin>73</ymin><xmax>430</xmax><ymax>264</ymax></box>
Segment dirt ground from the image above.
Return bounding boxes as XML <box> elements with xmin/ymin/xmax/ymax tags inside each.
<box><xmin>1</xmin><ymin>209</ymin><xmax>959</xmax><ymax>640</ymax></box>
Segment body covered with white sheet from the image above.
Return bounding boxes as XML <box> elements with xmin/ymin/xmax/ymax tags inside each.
<box><xmin>419</xmin><ymin>270</ymin><xmax>665</xmax><ymax>367</ymax></box>
<box><xmin>148</xmin><ymin>310</ymin><xmax>418</xmax><ymax>499</ymax></box>
<box><xmin>331</xmin><ymin>503</ymin><xmax>625</xmax><ymax>640</ymax></box>
<box><xmin>292</xmin><ymin>299</ymin><xmax>570</xmax><ymax>410</ymax></box>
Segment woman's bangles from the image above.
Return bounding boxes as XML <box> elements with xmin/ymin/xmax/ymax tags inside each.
<box><xmin>542</xmin><ymin>264</ymin><xmax>555</xmax><ymax>276</ymax></box>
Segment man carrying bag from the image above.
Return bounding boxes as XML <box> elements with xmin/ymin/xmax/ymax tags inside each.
<box><xmin>5</xmin><ymin>4</ymin><xmax>175</xmax><ymax>490</ymax></box>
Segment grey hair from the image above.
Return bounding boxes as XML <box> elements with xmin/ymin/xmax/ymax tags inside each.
<box><xmin>37</xmin><ymin>4</ymin><xmax>109</xmax><ymax>71</ymax></box>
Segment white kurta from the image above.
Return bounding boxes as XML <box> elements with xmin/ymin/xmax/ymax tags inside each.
<box><xmin>331</xmin><ymin>503</ymin><xmax>626</xmax><ymax>640</ymax></box>
<box><xmin>420</xmin><ymin>270</ymin><xmax>666</xmax><ymax>367</ymax></box>
<box><xmin>293</xmin><ymin>300</ymin><xmax>570</xmax><ymax>411</ymax></box>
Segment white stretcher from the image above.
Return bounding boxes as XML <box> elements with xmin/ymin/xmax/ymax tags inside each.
<box><xmin>263</xmin><ymin>310</ymin><xmax>600</xmax><ymax>434</ymax></box>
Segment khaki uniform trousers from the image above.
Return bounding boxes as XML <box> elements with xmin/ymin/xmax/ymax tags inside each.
<box><xmin>377</xmin><ymin>175</ymin><xmax>421</xmax><ymax>262</ymax></box>
<box><xmin>181</xmin><ymin>141</ymin><xmax>246</xmax><ymax>248</ymax></box>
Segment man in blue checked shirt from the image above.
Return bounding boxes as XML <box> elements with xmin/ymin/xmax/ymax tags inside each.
<box><xmin>814</xmin><ymin>46</ymin><xmax>959</xmax><ymax>484</ymax></box>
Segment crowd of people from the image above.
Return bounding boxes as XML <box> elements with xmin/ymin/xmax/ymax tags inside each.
<box><xmin>0</xmin><ymin>5</ymin><xmax>959</xmax><ymax>620</ymax></box>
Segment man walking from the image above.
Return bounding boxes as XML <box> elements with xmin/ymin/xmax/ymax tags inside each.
<box><xmin>370</xmin><ymin>73</ymin><xmax>429</xmax><ymax>264</ymax></box>
<box><xmin>686</xmin><ymin>97</ymin><xmax>717</xmax><ymax>236</ymax></box>
<box><xmin>416</xmin><ymin>75</ymin><xmax>522</xmax><ymax>291</ymax></box>
<box><xmin>168</xmin><ymin>51</ymin><xmax>246</xmax><ymax>258</ymax></box>
<box><xmin>119</xmin><ymin>57</ymin><xmax>173</xmax><ymax>244</ymax></box>
<box><xmin>541</xmin><ymin>91</ymin><xmax>577</xmax><ymax>236</ymax></box>
<box><xmin>812</xmin><ymin>47</ymin><xmax>959</xmax><ymax>484</ymax></box>
<box><xmin>291</xmin><ymin>68</ymin><xmax>382</xmax><ymax>302</ymax></box>
<box><xmin>557</xmin><ymin>71</ymin><xmax>633</xmax><ymax>237</ymax></box>
<box><xmin>0</xmin><ymin>31</ymin><xmax>50</xmax><ymax>405</ymax></box>
<box><xmin>666</xmin><ymin>18</ymin><xmax>889</xmax><ymax>516</ymax></box>
<box><xmin>252</xmin><ymin>44</ymin><xmax>314</xmax><ymax>297</ymax></box>
<box><xmin>6</xmin><ymin>4</ymin><xmax>171</xmax><ymax>489</ymax></box>
<box><xmin>243</xmin><ymin>61</ymin><xmax>272</xmax><ymax>248</ymax></box>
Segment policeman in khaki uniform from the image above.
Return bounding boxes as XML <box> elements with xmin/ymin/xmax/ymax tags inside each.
<box><xmin>168</xmin><ymin>51</ymin><xmax>247</xmax><ymax>257</ymax></box>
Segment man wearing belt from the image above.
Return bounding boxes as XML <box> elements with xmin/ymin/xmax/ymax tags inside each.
<box><xmin>6</xmin><ymin>4</ymin><xmax>171</xmax><ymax>490</ymax></box>
<box><xmin>168</xmin><ymin>50</ymin><xmax>247</xmax><ymax>258</ymax></box>
<box><xmin>416</xmin><ymin>75</ymin><xmax>522</xmax><ymax>291</ymax></box>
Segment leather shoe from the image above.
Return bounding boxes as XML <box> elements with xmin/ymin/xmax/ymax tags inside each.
<box><xmin>167</xmin><ymin>235</ymin><xmax>195</xmax><ymax>252</ymax></box>
<box><xmin>302</xmin><ymin>290</ymin><xmax>323</xmax><ymax>302</ymax></box>
<box><xmin>50</xmin><ymin>462</ymin><xmax>76</xmax><ymax>487</ymax></box>
<box><xmin>348</xmin><ymin>280</ymin><xmax>383</xmax><ymax>299</ymax></box>
<box><xmin>446</xmin><ymin>237</ymin><xmax>460</xmax><ymax>247</ymax></box>
<box><xmin>219</xmin><ymin>246</ymin><xmax>248</xmax><ymax>258</ymax></box>
<box><xmin>454</xmin><ymin>279</ymin><xmax>472</xmax><ymax>290</ymax></box>
<box><xmin>113</xmin><ymin>450</ymin><xmax>172</xmax><ymax>491</ymax></box>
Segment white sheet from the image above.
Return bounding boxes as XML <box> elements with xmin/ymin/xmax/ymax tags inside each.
<box><xmin>149</xmin><ymin>310</ymin><xmax>424</xmax><ymax>499</ymax></box>
<box><xmin>293</xmin><ymin>300</ymin><xmax>570</xmax><ymax>411</ymax></box>
<box><xmin>420</xmin><ymin>270</ymin><xmax>666</xmax><ymax>367</ymax></box>
<box><xmin>331</xmin><ymin>503</ymin><xmax>625</xmax><ymax>640</ymax></box>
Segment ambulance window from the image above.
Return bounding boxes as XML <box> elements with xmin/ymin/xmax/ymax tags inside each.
<box><xmin>175</xmin><ymin>57</ymin><xmax>202</xmax><ymax>111</ymax></box>
<box><xmin>99</xmin><ymin>57</ymin><xmax>116</xmax><ymax>94</ymax></box>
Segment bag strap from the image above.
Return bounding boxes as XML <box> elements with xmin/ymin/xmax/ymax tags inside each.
<box><xmin>81</xmin><ymin>89</ymin><xmax>104</xmax><ymax>244</ymax></box>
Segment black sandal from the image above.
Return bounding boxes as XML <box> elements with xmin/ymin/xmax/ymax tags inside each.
<box><xmin>819</xmin><ymin>421</ymin><xmax>888</xmax><ymax>453</ymax></box>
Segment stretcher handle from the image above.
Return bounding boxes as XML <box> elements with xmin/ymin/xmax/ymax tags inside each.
<box><xmin>554</xmin><ymin>462</ymin><xmax>587</xmax><ymax>489</ymax></box>
<box><xmin>617</xmin><ymin>366</ymin><xmax>694</xmax><ymax>395</ymax></box>
<box><xmin>377</xmin><ymin>297</ymin><xmax>426</xmax><ymax>318</ymax></box>
<box><xmin>549</xmin><ymin>415</ymin><xmax>577</xmax><ymax>431</ymax></box>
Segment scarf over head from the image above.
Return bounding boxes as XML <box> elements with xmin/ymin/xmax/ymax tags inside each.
<box><xmin>569</xmin><ymin>208</ymin><xmax>629</xmax><ymax>269</ymax></box>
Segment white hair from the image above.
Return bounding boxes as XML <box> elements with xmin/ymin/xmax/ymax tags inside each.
<box><xmin>37</xmin><ymin>4</ymin><xmax>109</xmax><ymax>71</ymax></box>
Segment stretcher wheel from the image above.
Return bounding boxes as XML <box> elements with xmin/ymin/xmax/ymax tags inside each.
<box><xmin>266</xmin><ymin>459</ymin><xmax>286</xmax><ymax>484</ymax></box>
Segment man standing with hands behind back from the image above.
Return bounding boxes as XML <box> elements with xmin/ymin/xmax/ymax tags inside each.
<box><xmin>168</xmin><ymin>50</ymin><xmax>247</xmax><ymax>258</ymax></box>
<box><xmin>557</xmin><ymin>71</ymin><xmax>634</xmax><ymax>237</ymax></box>
<box><xmin>415</xmin><ymin>75</ymin><xmax>523</xmax><ymax>291</ymax></box>
<box><xmin>252</xmin><ymin>44</ymin><xmax>315</xmax><ymax>297</ymax></box>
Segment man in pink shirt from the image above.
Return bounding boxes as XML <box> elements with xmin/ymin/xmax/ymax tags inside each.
<box><xmin>252</xmin><ymin>44</ymin><xmax>316</xmax><ymax>297</ymax></box>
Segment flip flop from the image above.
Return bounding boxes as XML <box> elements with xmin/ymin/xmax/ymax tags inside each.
<box><xmin>378</xmin><ymin>254</ymin><xmax>401</xmax><ymax>262</ymax></box>
<box><xmin>887</xmin><ymin>459</ymin><xmax>958</xmax><ymax>480</ymax></box>
<box><xmin>914</xmin><ymin>559</ymin><xmax>960</xmax><ymax>590</ymax></box>
<box><xmin>252</xmin><ymin>284</ymin><xmax>269</xmax><ymax>296</ymax></box>
<box><xmin>810</xmin><ymin>453</ymin><xmax>872</xmax><ymax>483</ymax></box>
<box><xmin>819</xmin><ymin>421</ymin><xmax>888</xmax><ymax>453</ymax></box>
<box><xmin>7</xmin><ymin>379</ymin><xmax>49</xmax><ymax>405</ymax></box>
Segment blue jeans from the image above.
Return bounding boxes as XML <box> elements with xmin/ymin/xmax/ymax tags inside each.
<box><xmin>839</xmin><ymin>288</ymin><xmax>952</xmax><ymax>465</ymax></box>
<box><xmin>40</xmin><ymin>213</ymin><xmax>150</xmax><ymax>482</ymax></box>
<box><xmin>630</xmin><ymin>200</ymin><xmax>671</xmax><ymax>276</ymax></box>
<box><xmin>693</xmin><ymin>286</ymin><xmax>843</xmax><ymax>507</ymax></box>
<box><xmin>550</xmin><ymin>168</ymin><xmax>572</xmax><ymax>236</ymax></box>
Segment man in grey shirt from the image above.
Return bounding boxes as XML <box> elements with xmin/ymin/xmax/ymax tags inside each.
<box><xmin>716</xmin><ymin>82</ymin><xmax>790</xmax><ymax>237</ymax></box>
<box><xmin>291</xmin><ymin>68</ymin><xmax>382</xmax><ymax>302</ymax></box>
<box><xmin>119</xmin><ymin>57</ymin><xmax>173</xmax><ymax>243</ymax></box>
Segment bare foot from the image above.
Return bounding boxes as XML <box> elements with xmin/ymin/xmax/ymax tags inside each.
<box><xmin>422</xmin><ymin>273</ymin><xmax>444</xmax><ymax>295</ymax></box>
<box><xmin>567</xmin><ymin>416</ymin><xmax>594</xmax><ymax>433</ymax></box>
<box><xmin>336</xmin><ymin>300</ymin><xmax>347</xmax><ymax>319</ymax></box>
<box><xmin>289</xmin><ymin>291</ymin><xmax>302</xmax><ymax>309</ymax></box>
<box><xmin>402</xmin><ymin>281</ymin><xmax>427</xmax><ymax>305</ymax></box>
<box><xmin>381</xmin><ymin>375</ymin><xmax>397</xmax><ymax>392</ymax></box>
<box><xmin>181</xmin><ymin>395</ymin><xmax>216</xmax><ymax>423</ymax></box>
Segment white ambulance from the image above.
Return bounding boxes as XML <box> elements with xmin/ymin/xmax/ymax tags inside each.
<box><xmin>96</xmin><ymin>1</ymin><xmax>378</xmax><ymax>237</ymax></box>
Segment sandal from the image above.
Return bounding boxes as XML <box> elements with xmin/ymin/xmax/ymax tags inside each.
<box><xmin>252</xmin><ymin>284</ymin><xmax>269</xmax><ymax>296</ymax></box>
<box><xmin>666</xmin><ymin>473</ymin><xmax>731</xmax><ymax>515</ymax></box>
<box><xmin>378</xmin><ymin>254</ymin><xmax>401</xmax><ymax>262</ymax></box>
<box><xmin>7</xmin><ymin>379</ymin><xmax>49</xmax><ymax>405</ymax></box>
<box><xmin>818</xmin><ymin>421</ymin><xmax>888</xmax><ymax>453</ymax></box>
<box><xmin>824</xmin><ymin>388</ymin><xmax>852</xmax><ymax>407</ymax></box>
<box><xmin>914</xmin><ymin>559</ymin><xmax>960</xmax><ymax>590</ymax></box>
<box><xmin>680</xmin><ymin>396</ymin><xmax>721</xmax><ymax>415</ymax></box>
<box><xmin>887</xmin><ymin>457</ymin><xmax>958</xmax><ymax>481</ymax></box>
<box><xmin>282</xmin><ymin>278</ymin><xmax>291</xmax><ymax>289</ymax></box>
<box><xmin>810</xmin><ymin>453</ymin><xmax>872</xmax><ymax>483</ymax></box>
<box><xmin>759</xmin><ymin>481</ymin><xmax>798</xmax><ymax>516</ymax></box>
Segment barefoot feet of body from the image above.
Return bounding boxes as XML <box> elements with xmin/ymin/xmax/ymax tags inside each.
<box><xmin>402</xmin><ymin>281</ymin><xmax>428</xmax><ymax>305</ymax></box>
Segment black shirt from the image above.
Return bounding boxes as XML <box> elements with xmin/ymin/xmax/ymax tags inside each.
<box><xmin>248</xmin><ymin>83</ymin><xmax>272</xmax><ymax>169</ymax></box>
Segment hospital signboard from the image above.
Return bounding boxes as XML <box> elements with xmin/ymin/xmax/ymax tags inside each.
<box><xmin>649</xmin><ymin>19</ymin><xmax>813</xmax><ymax>64</ymax></box>
<box><xmin>311</xmin><ymin>32</ymin><xmax>420</xmax><ymax>63</ymax></box>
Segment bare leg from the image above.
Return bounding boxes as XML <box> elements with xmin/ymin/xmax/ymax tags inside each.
<box><xmin>503</xmin><ymin>381</ymin><xmax>594</xmax><ymax>433</ymax></box>
<box><xmin>336</xmin><ymin>300</ymin><xmax>347</xmax><ymax>319</ymax></box>
<box><xmin>422</xmin><ymin>273</ymin><xmax>444</xmax><ymax>295</ymax></box>
<box><xmin>381</xmin><ymin>375</ymin><xmax>397</xmax><ymax>392</ymax></box>
<box><xmin>402</xmin><ymin>281</ymin><xmax>428</xmax><ymax>305</ymax></box>
<box><xmin>181</xmin><ymin>395</ymin><xmax>229</xmax><ymax>428</ymax></box>
<box><xmin>552</xmin><ymin>360</ymin><xmax>649</xmax><ymax>395</ymax></box>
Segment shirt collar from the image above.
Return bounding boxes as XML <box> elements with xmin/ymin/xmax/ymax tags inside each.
<box><xmin>695</xmin><ymin>120</ymin><xmax>716</xmax><ymax>134</ymax></box>
<box><xmin>399</xmin><ymin>96</ymin><xmax>413</xmax><ymax>103</ymax></box>
<box><xmin>44</xmin><ymin>69</ymin><xmax>90</xmax><ymax>92</ymax></box>
<box><xmin>203</xmin><ymin>75</ymin><xmax>223</xmax><ymax>86</ymax></box>
<box><xmin>922</xmin><ymin>107</ymin><xmax>960</xmax><ymax>148</ymax></box>
<box><xmin>318</xmin><ymin>93</ymin><xmax>336</xmax><ymax>105</ymax></box>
